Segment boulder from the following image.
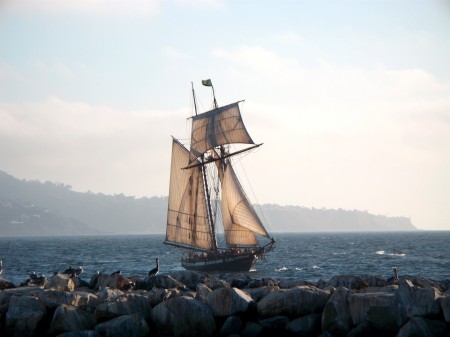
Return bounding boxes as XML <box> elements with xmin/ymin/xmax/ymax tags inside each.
<box><xmin>321</xmin><ymin>286</ymin><xmax>353</xmax><ymax>336</ymax></box>
<box><xmin>136</xmin><ymin>274</ymin><xmax>185</xmax><ymax>290</ymax></box>
<box><xmin>246</xmin><ymin>278</ymin><xmax>278</xmax><ymax>288</ymax></box>
<box><xmin>38</xmin><ymin>289</ymin><xmax>99</xmax><ymax>310</ymax></box>
<box><xmin>47</xmin><ymin>304</ymin><xmax>96</xmax><ymax>335</ymax></box>
<box><xmin>348</xmin><ymin>292</ymin><xmax>406</xmax><ymax>331</ymax></box>
<box><xmin>324</xmin><ymin>275</ymin><xmax>369</xmax><ymax>290</ymax></box>
<box><xmin>441</xmin><ymin>294</ymin><xmax>450</xmax><ymax>323</ymax></box>
<box><xmin>45</xmin><ymin>274</ymin><xmax>75</xmax><ymax>292</ymax></box>
<box><xmin>144</xmin><ymin>287</ymin><xmax>172</xmax><ymax>306</ymax></box>
<box><xmin>5</xmin><ymin>295</ymin><xmax>47</xmax><ymax>337</ymax></box>
<box><xmin>240</xmin><ymin>321</ymin><xmax>263</xmax><ymax>337</ymax></box>
<box><xmin>202</xmin><ymin>276</ymin><xmax>230</xmax><ymax>290</ymax></box>
<box><xmin>195</xmin><ymin>283</ymin><xmax>212</xmax><ymax>303</ymax></box>
<box><xmin>243</xmin><ymin>286</ymin><xmax>279</xmax><ymax>302</ymax></box>
<box><xmin>150</xmin><ymin>296</ymin><xmax>215</xmax><ymax>337</ymax></box>
<box><xmin>171</xmin><ymin>270</ymin><xmax>206</xmax><ymax>290</ymax></box>
<box><xmin>397</xmin><ymin>278</ymin><xmax>443</xmax><ymax>318</ymax></box>
<box><xmin>54</xmin><ymin>331</ymin><xmax>97</xmax><ymax>337</ymax></box>
<box><xmin>396</xmin><ymin>316</ymin><xmax>448</xmax><ymax>337</ymax></box>
<box><xmin>286</xmin><ymin>313</ymin><xmax>322</xmax><ymax>336</ymax></box>
<box><xmin>0</xmin><ymin>287</ymin><xmax>43</xmax><ymax>306</ymax></box>
<box><xmin>257</xmin><ymin>286</ymin><xmax>329</xmax><ymax>318</ymax></box>
<box><xmin>95</xmin><ymin>313</ymin><xmax>150</xmax><ymax>337</ymax></box>
<box><xmin>0</xmin><ymin>279</ymin><xmax>15</xmax><ymax>290</ymax></box>
<box><xmin>258</xmin><ymin>315</ymin><xmax>289</xmax><ymax>329</ymax></box>
<box><xmin>95</xmin><ymin>292</ymin><xmax>152</xmax><ymax>322</ymax></box>
<box><xmin>90</xmin><ymin>274</ymin><xmax>132</xmax><ymax>291</ymax></box>
<box><xmin>97</xmin><ymin>288</ymin><xmax>124</xmax><ymax>302</ymax></box>
<box><xmin>220</xmin><ymin>315</ymin><xmax>243</xmax><ymax>336</ymax></box>
<box><xmin>206</xmin><ymin>287</ymin><xmax>253</xmax><ymax>317</ymax></box>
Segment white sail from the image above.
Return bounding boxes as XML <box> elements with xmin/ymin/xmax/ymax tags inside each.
<box><xmin>189</xmin><ymin>102</ymin><xmax>254</xmax><ymax>164</ymax></box>
<box><xmin>221</xmin><ymin>163</ymin><xmax>270</xmax><ymax>246</ymax></box>
<box><xmin>166</xmin><ymin>138</ymin><xmax>214</xmax><ymax>251</ymax></box>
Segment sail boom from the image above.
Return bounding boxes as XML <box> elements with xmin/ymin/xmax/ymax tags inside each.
<box><xmin>182</xmin><ymin>143</ymin><xmax>263</xmax><ymax>169</ymax></box>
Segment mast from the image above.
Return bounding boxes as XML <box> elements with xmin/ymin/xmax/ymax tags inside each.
<box><xmin>192</xmin><ymin>82</ymin><xmax>217</xmax><ymax>252</ymax></box>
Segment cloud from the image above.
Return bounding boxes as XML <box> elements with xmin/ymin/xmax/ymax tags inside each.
<box><xmin>0</xmin><ymin>97</ymin><xmax>188</xmax><ymax>197</ymax></box>
<box><xmin>3</xmin><ymin>0</ymin><xmax>161</xmax><ymax>17</ymax></box>
<box><xmin>212</xmin><ymin>45</ymin><xmax>450</xmax><ymax>229</ymax></box>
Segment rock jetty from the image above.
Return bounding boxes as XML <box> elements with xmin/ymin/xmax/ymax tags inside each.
<box><xmin>0</xmin><ymin>272</ymin><xmax>449</xmax><ymax>337</ymax></box>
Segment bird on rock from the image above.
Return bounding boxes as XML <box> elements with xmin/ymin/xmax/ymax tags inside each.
<box><xmin>148</xmin><ymin>258</ymin><xmax>160</xmax><ymax>276</ymax></box>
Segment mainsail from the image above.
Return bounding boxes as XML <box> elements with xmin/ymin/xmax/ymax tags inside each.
<box><xmin>189</xmin><ymin>102</ymin><xmax>254</xmax><ymax>164</ymax></box>
<box><xmin>221</xmin><ymin>163</ymin><xmax>270</xmax><ymax>247</ymax></box>
<box><xmin>166</xmin><ymin>138</ymin><xmax>214</xmax><ymax>251</ymax></box>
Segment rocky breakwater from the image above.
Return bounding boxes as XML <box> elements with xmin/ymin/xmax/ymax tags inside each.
<box><xmin>0</xmin><ymin>272</ymin><xmax>449</xmax><ymax>337</ymax></box>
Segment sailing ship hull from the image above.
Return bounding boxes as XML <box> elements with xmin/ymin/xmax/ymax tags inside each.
<box><xmin>181</xmin><ymin>252</ymin><xmax>259</xmax><ymax>272</ymax></box>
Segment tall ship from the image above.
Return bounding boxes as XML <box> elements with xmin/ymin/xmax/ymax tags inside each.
<box><xmin>165</xmin><ymin>79</ymin><xmax>275</xmax><ymax>272</ymax></box>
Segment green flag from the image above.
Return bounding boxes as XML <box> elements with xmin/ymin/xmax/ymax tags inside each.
<box><xmin>202</xmin><ymin>79</ymin><xmax>213</xmax><ymax>87</ymax></box>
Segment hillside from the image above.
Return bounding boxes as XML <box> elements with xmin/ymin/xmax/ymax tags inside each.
<box><xmin>0</xmin><ymin>170</ymin><xmax>416</xmax><ymax>236</ymax></box>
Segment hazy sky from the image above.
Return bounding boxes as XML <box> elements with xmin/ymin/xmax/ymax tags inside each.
<box><xmin>1</xmin><ymin>0</ymin><xmax>449</xmax><ymax>230</ymax></box>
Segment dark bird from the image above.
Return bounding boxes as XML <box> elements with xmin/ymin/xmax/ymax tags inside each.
<box><xmin>392</xmin><ymin>267</ymin><xmax>399</xmax><ymax>282</ymax></box>
<box><xmin>111</xmin><ymin>270</ymin><xmax>121</xmax><ymax>276</ymax></box>
<box><xmin>0</xmin><ymin>260</ymin><xmax>3</xmax><ymax>276</ymax></box>
<box><xmin>73</xmin><ymin>266</ymin><xmax>84</xmax><ymax>277</ymax></box>
<box><xmin>148</xmin><ymin>258</ymin><xmax>160</xmax><ymax>276</ymax></box>
<box><xmin>63</xmin><ymin>266</ymin><xmax>75</xmax><ymax>275</ymax></box>
<box><xmin>122</xmin><ymin>282</ymin><xmax>136</xmax><ymax>291</ymax></box>
<box><xmin>29</xmin><ymin>271</ymin><xmax>38</xmax><ymax>281</ymax></box>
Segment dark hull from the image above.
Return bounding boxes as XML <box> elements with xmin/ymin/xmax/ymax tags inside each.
<box><xmin>181</xmin><ymin>252</ymin><xmax>259</xmax><ymax>272</ymax></box>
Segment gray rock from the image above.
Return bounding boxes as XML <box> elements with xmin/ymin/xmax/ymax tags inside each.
<box><xmin>321</xmin><ymin>286</ymin><xmax>353</xmax><ymax>336</ymax></box>
<box><xmin>220</xmin><ymin>315</ymin><xmax>243</xmax><ymax>336</ymax></box>
<box><xmin>5</xmin><ymin>295</ymin><xmax>47</xmax><ymax>337</ymax></box>
<box><xmin>0</xmin><ymin>287</ymin><xmax>44</xmax><ymax>306</ymax></box>
<box><xmin>240</xmin><ymin>321</ymin><xmax>263</xmax><ymax>337</ymax></box>
<box><xmin>206</xmin><ymin>287</ymin><xmax>253</xmax><ymax>317</ymax></box>
<box><xmin>55</xmin><ymin>331</ymin><xmax>98</xmax><ymax>337</ymax></box>
<box><xmin>144</xmin><ymin>287</ymin><xmax>172</xmax><ymax>306</ymax></box>
<box><xmin>91</xmin><ymin>274</ymin><xmax>132</xmax><ymax>291</ymax></box>
<box><xmin>95</xmin><ymin>292</ymin><xmax>152</xmax><ymax>322</ymax></box>
<box><xmin>286</xmin><ymin>314</ymin><xmax>321</xmax><ymax>336</ymax></box>
<box><xmin>441</xmin><ymin>294</ymin><xmax>450</xmax><ymax>323</ymax></box>
<box><xmin>45</xmin><ymin>274</ymin><xmax>75</xmax><ymax>292</ymax></box>
<box><xmin>38</xmin><ymin>289</ymin><xmax>99</xmax><ymax>310</ymax></box>
<box><xmin>47</xmin><ymin>304</ymin><xmax>96</xmax><ymax>335</ymax></box>
<box><xmin>397</xmin><ymin>278</ymin><xmax>443</xmax><ymax>318</ymax></box>
<box><xmin>258</xmin><ymin>315</ymin><xmax>289</xmax><ymax>329</ymax></box>
<box><xmin>171</xmin><ymin>270</ymin><xmax>206</xmax><ymax>290</ymax></box>
<box><xmin>203</xmin><ymin>276</ymin><xmax>230</xmax><ymax>290</ymax></box>
<box><xmin>0</xmin><ymin>279</ymin><xmax>15</xmax><ymax>290</ymax></box>
<box><xmin>348</xmin><ymin>292</ymin><xmax>406</xmax><ymax>331</ymax></box>
<box><xmin>257</xmin><ymin>286</ymin><xmax>329</xmax><ymax>318</ymax></box>
<box><xmin>242</xmin><ymin>286</ymin><xmax>279</xmax><ymax>302</ymax></box>
<box><xmin>325</xmin><ymin>275</ymin><xmax>369</xmax><ymax>290</ymax></box>
<box><xmin>195</xmin><ymin>283</ymin><xmax>212</xmax><ymax>303</ymax></box>
<box><xmin>150</xmin><ymin>296</ymin><xmax>215</xmax><ymax>337</ymax></box>
<box><xmin>396</xmin><ymin>316</ymin><xmax>448</xmax><ymax>337</ymax></box>
<box><xmin>96</xmin><ymin>288</ymin><xmax>124</xmax><ymax>302</ymax></box>
<box><xmin>136</xmin><ymin>274</ymin><xmax>186</xmax><ymax>290</ymax></box>
<box><xmin>95</xmin><ymin>313</ymin><xmax>150</xmax><ymax>337</ymax></box>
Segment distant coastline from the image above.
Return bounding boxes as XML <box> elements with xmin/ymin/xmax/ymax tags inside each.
<box><xmin>0</xmin><ymin>170</ymin><xmax>416</xmax><ymax>236</ymax></box>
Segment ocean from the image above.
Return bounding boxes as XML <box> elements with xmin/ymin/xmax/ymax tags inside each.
<box><xmin>0</xmin><ymin>231</ymin><xmax>449</xmax><ymax>286</ymax></box>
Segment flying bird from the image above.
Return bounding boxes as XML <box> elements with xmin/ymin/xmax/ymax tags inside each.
<box><xmin>148</xmin><ymin>258</ymin><xmax>160</xmax><ymax>276</ymax></box>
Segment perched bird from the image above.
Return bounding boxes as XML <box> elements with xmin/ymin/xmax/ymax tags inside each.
<box><xmin>392</xmin><ymin>267</ymin><xmax>399</xmax><ymax>282</ymax></box>
<box><xmin>29</xmin><ymin>271</ymin><xmax>38</xmax><ymax>281</ymax></box>
<box><xmin>111</xmin><ymin>270</ymin><xmax>121</xmax><ymax>276</ymax></box>
<box><xmin>0</xmin><ymin>260</ymin><xmax>3</xmax><ymax>276</ymax></box>
<box><xmin>148</xmin><ymin>258</ymin><xmax>160</xmax><ymax>276</ymax></box>
<box><xmin>63</xmin><ymin>266</ymin><xmax>75</xmax><ymax>275</ymax></box>
<box><xmin>122</xmin><ymin>281</ymin><xmax>136</xmax><ymax>291</ymax></box>
<box><xmin>73</xmin><ymin>266</ymin><xmax>84</xmax><ymax>277</ymax></box>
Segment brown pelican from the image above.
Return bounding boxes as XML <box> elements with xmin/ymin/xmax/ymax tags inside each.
<box><xmin>148</xmin><ymin>258</ymin><xmax>160</xmax><ymax>276</ymax></box>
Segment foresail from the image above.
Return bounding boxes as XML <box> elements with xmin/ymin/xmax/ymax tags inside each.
<box><xmin>221</xmin><ymin>164</ymin><xmax>270</xmax><ymax>247</ymax></box>
<box><xmin>189</xmin><ymin>102</ymin><xmax>254</xmax><ymax>164</ymax></box>
<box><xmin>166</xmin><ymin>139</ymin><xmax>214</xmax><ymax>251</ymax></box>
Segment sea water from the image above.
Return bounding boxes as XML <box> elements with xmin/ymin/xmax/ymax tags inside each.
<box><xmin>0</xmin><ymin>231</ymin><xmax>449</xmax><ymax>285</ymax></box>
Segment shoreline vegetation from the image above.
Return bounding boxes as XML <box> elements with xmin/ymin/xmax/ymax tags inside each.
<box><xmin>1</xmin><ymin>270</ymin><xmax>449</xmax><ymax>337</ymax></box>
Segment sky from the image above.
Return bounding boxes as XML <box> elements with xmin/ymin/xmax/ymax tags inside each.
<box><xmin>0</xmin><ymin>0</ymin><xmax>449</xmax><ymax>230</ymax></box>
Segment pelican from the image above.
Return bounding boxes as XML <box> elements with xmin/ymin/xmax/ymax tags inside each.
<box><xmin>392</xmin><ymin>267</ymin><xmax>399</xmax><ymax>282</ymax></box>
<box><xmin>0</xmin><ymin>260</ymin><xmax>3</xmax><ymax>276</ymax></box>
<box><xmin>148</xmin><ymin>258</ymin><xmax>160</xmax><ymax>276</ymax></box>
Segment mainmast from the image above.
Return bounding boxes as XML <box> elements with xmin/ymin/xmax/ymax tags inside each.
<box><xmin>192</xmin><ymin>82</ymin><xmax>217</xmax><ymax>252</ymax></box>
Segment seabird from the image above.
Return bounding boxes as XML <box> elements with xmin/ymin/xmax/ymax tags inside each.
<box><xmin>148</xmin><ymin>258</ymin><xmax>160</xmax><ymax>276</ymax></box>
<box><xmin>0</xmin><ymin>260</ymin><xmax>3</xmax><ymax>276</ymax></box>
<box><xmin>30</xmin><ymin>271</ymin><xmax>38</xmax><ymax>281</ymax></box>
<box><xmin>73</xmin><ymin>266</ymin><xmax>84</xmax><ymax>277</ymax></box>
<box><xmin>392</xmin><ymin>267</ymin><xmax>399</xmax><ymax>282</ymax></box>
<box><xmin>63</xmin><ymin>266</ymin><xmax>75</xmax><ymax>275</ymax></box>
<box><xmin>111</xmin><ymin>270</ymin><xmax>121</xmax><ymax>276</ymax></box>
